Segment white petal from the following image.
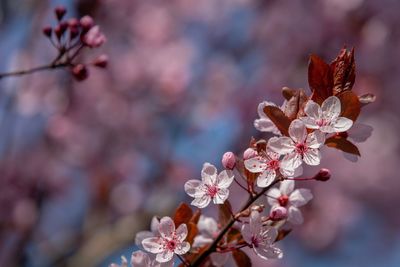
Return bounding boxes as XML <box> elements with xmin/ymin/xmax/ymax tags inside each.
<box><xmin>216</xmin><ymin>170</ymin><xmax>234</xmax><ymax>189</ymax></box>
<box><xmin>210</xmin><ymin>252</ymin><xmax>229</xmax><ymax>267</ymax></box>
<box><xmin>131</xmin><ymin>251</ymin><xmax>151</xmax><ymax>267</ymax></box>
<box><xmin>184</xmin><ymin>180</ymin><xmax>201</xmax><ymax>197</ymax></box>
<box><xmin>156</xmin><ymin>250</ymin><xmax>174</xmax><ymax>263</ymax></box>
<box><xmin>213</xmin><ymin>188</ymin><xmax>229</xmax><ymax>204</ymax></box>
<box><xmin>289</xmin><ymin>189</ymin><xmax>313</xmax><ymax>207</ymax></box>
<box><xmin>142</xmin><ymin>237</ymin><xmax>163</xmax><ymax>254</ymax></box>
<box><xmin>174</xmin><ymin>241</ymin><xmax>190</xmax><ymax>255</ymax></box>
<box><xmin>135</xmin><ymin>231</ymin><xmax>154</xmax><ymax>247</ymax></box>
<box><xmin>300</xmin><ymin>116</ymin><xmax>319</xmax><ymax>129</ymax></box>
<box><xmin>241</xmin><ymin>223</ymin><xmax>253</xmax><ymax>244</ymax></box>
<box><xmin>306</xmin><ymin>130</ymin><xmax>326</xmax><ymax>149</ymax></box>
<box><xmin>268</xmin><ymin>136</ymin><xmax>295</xmax><ymax>155</ymax></box>
<box><xmin>193</xmin><ymin>235</ymin><xmax>214</xmax><ymax>247</ymax></box>
<box><xmin>197</xmin><ymin>215</ymin><xmax>218</xmax><ymax>235</ymax></box>
<box><xmin>319</xmin><ymin>125</ymin><xmax>336</xmax><ymax>133</ymax></box>
<box><xmin>256</xmin><ymin>169</ymin><xmax>276</xmax><ymax>187</ymax></box>
<box><xmin>303</xmin><ymin>149</ymin><xmax>321</xmax><ymax>166</ymax></box>
<box><xmin>267</xmin><ymin>188</ymin><xmax>281</xmax><ymax>206</ymax></box>
<box><xmin>244</xmin><ymin>157</ymin><xmax>266</xmax><ymax>173</ymax></box>
<box><xmin>288</xmin><ymin>206</ymin><xmax>303</xmax><ymax>224</ymax></box>
<box><xmin>281</xmin><ymin>152</ymin><xmax>302</xmax><ymax>170</ymax></box>
<box><xmin>175</xmin><ymin>224</ymin><xmax>188</xmax><ymax>242</ymax></box>
<box><xmin>249</xmin><ymin>211</ymin><xmax>262</xmax><ymax>234</ymax></box>
<box><xmin>254</xmin><ymin>118</ymin><xmax>277</xmax><ymax>132</ymax></box>
<box><xmin>304</xmin><ymin>100</ymin><xmax>322</xmax><ymax>119</ymax></box>
<box><xmin>321</xmin><ymin>96</ymin><xmax>341</xmax><ymax>120</ymax></box>
<box><xmin>191</xmin><ymin>194</ymin><xmax>211</xmax><ymax>209</ymax></box>
<box><xmin>333</xmin><ymin>117</ymin><xmax>353</xmax><ymax>132</ymax></box>
<box><xmin>257</xmin><ymin>101</ymin><xmax>277</xmax><ymax>118</ymax></box>
<box><xmin>347</xmin><ymin>123</ymin><xmax>373</xmax><ymax>143</ymax></box>
<box><xmin>289</xmin><ymin>119</ymin><xmax>307</xmax><ymax>143</ymax></box>
<box><xmin>260</xmin><ymin>226</ymin><xmax>278</xmax><ymax>244</ymax></box>
<box><xmin>292</xmin><ymin>165</ymin><xmax>303</xmax><ymax>178</ymax></box>
<box><xmin>280</xmin><ymin>180</ymin><xmax>294</xmax><ymax>195</ymax></box>
<box><xmin>151</xmin><ymin>216</ymin><xmax>160</xmax><ymax>233</ymax></box>
<box><xmin>201</xmin><ymin>163</ymin><xmax>217</xmax><ymax>185</ymax></box>
<box><xmin>158</xmin><ymin>217</ymin><xmax>175</xmax><ymax>239</ymax></box>
<box><xmin>254</xmin><ymin>246</ymin><xmax>283</xmax><ymax>260</ymax></box>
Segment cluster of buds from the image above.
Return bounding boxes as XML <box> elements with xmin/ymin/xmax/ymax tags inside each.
<box><xmin>111</xmin><ymin>48</ymin><xmax>374</xmax><ymax>267</ymax></box>
<box><xmin>42</xmin><ymin>6</ymin><xmax>107</xmax><ymax>81</ymax></box>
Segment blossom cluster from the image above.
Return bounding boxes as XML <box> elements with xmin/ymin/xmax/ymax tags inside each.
<box><xmin>111</xmin><ymin>48</ymin><xmax>374</xmax><ymax>267</ymax></box>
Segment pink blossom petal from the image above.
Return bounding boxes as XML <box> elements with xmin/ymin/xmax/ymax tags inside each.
<box><xmin>201</xmin><ymin>163</ymin><xmax>217</xmax><ymax>185</ymax></box>
<box><xmin>240</xmin><ymin>223</ymin><xmax>253</xmax><ymax>244</ymax></box>
<box><xmin>267</xmin><ymin>189</ymin><xmax>281</xmax><ymax>206</ymax></box>
<box><xmin>142</xmin><ymin>237</ymin><xmax>163</xmax><ymax>254</ymax></box>
<box><xmin>279</xmin><ymin>180</ymin><xmax>294</xmax><ymax>196</ymax></box>
<box><xmin>175</xmin><ymin>224</ymin><xmax>188</xmax><ymax>242</ymax></box>
<box><xmin>174</xmin><ymin>241</ymin><xmax>190</xmax><ymax>255</ymax></box>
<box><xmin>131</xmin><ymin>251</ymin><xmax>151</xmax><ymax>267</ymax></box>
<box><xmin>281</xmin><ymin>152</ymin><xmax>302</xmax><ymax>170</ymax></box>
<box><xmin>150</xmin><ymin>216</ymin><xmax>160</xmax><ymax>233</ymax></box>
<box><xmin>197</xmin><ymin>215</ymin><xmax>218</xmax><ymax>235</ymax></box>
<box><xmin>158</xmin><ymin>217</ymin><xmax>175</xmax><ymax>239</ymax></box>
<box><xmin>288</xmin><ymin>119</ymin><xmax>307</xmax><ymax>143</ymax></box>
<box><xmin>333</xmin><ymin>117</ymin><xmax>353</xmax><ymax>132</ymax></box>
<box><xmin>303</xmin><ymin>148</ymin><xmax>321</xmax><ymax>166</ymax></box>
<box><xmin>288</xmin><ymin>206</ymin><xmax>303</xmax><ymax>224</ymax></box>
<box><xmin>304</xmin><ymin>100</ymin><xmax>322</xmax><ymax>119</ymax></box>
<box><xmin>257</xmin><ymin>169</ymin><xmax>276</xmax><ymax>187</ymax></box>
<box><xmin>191</xmin><ymin>194</ymin><xmax>211</xmax><ymax>208</ymax></box>
<box><xmin>193</xmin><ymin>235</ymin><xmax>214</xmax><ymax>247</ymax></box>
<box><xmin>249</xmin><ymin>211</ymin><xmax>262</xmax><ymax>234</ymax></box>
<box><xmin>254</xmin><ymin>245</ymin><xmax>283</xmax><ymax>260</ymax></box>
<box><xmin>216</xmin><ymin>170</ymin><xmax>234</xmax><ymax>189</ymax></box>
<box><xmin>300</xmin><ymin>116</ymin><xmax>319</xmax><ymax>129</ymax></box>
<box><xmin>319</xmin><ymin>125</ymin><xmax>336</xmax><ymax>133</ymax></box>
<box><xmin>135</xmin><ymin>230</ymin><xmax>154</xmax><ymax>247</ymax></box>
<box><xmin>306</xmin><ymin>130</ymin><xmax>326</xmax><ymax>148</ymax></box>
<box><xmin>156</xmin><ymin>250</ymin><xmax>174</xmax><ymax>263</ymax></box>
<box><xmin>254</xmin><ymin>118</ymin><xmax>279</xmax><ymax>133</ymax></box>
<box><xmin>289</xmin><ymin>189</ymin><xmax>313</xmax><ymax>207</ymax></box>
<box><xmin>213</xmin><ymin>188</ymin><xmax>229</xmax><ymax>204</ymax></box>
<box><xmin>268</xmin><ymin>137</ymin><xmax>295</xmax><ymax>155</ymax></box>
<box><xmin>184</xmin><ymin>180</ymin><xmax>201</xmax><ymax>197</ymax></box>
<box><xmin>244</xmin><ymin>157</ymin><xmax>266</xmax><ymax>173</ymax></box>
<box><xmin>321</xmin><ymin>96</ymin><xmax>341</xmax><ymax>120</ymax></box>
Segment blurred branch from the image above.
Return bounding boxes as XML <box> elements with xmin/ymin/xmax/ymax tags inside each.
<box><xmin>0</xmin><ymin>62</ymin><xmax>70</xmax><ymax>80</ymax></box>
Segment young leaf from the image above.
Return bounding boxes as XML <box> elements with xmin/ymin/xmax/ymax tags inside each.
<box><xmin>218</xmin><ymin>200</ymin><xmax>233</xmax><ymax>228</ymax></box>
<box><xmin>338</xmin><ymin>91</ymin><xmax>361</xmax><ymax>121</ymax></box>
<box><xmin>173</xmin><ymin>202</ymin><xmax>193</xmax><ymax>227</ymax></box>
<box><xmin>282</xmin><ymin>87</ymin><xmax>298</xmax><ymax>100</ymax></box>
<box><xmin>233</xmin><ymin>249</ymin><xmax>252</xmax><ymax>267</ymax></box>
<box><xmin>331</xmin><ymin>47</ymin><xmax>355</xmax><ymax>94</ymax></box>
<box><xmin>190</xmin><ymin>209</ymin><xmax>201</xmax><ymax>225</ymax></box>
<box><xmin>308</xmin><ymin>54</ymin><xmax>333</xmax><ymax>104</ymax></box>
<box><xmin>186</xmin><ymin>222</ymin><xmax>198</xmax><ymax>245</ymax></box>
<box><xmin>227</xmin><ymin>227</ymin><xmax>243</xmax><ymax>243</ymax></box>
<box><xmin>283</xmin><ymin>89</ymin><xmax>308</xmax><ymax>120</ymax></box>
<box><xmin>325</xmin><ymin>135</ymin><xmax>361</xmax><ymax>156</ymax></box>
<box><xmin>263</xmin><ymin>106</ymin><xmax>291</xmax><ymax>136</ymax></box>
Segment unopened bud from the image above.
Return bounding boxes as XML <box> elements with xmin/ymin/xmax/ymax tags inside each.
<box><xmin>243</xmin><ymin>148</ymin><xmax>257</xmax><ymax>160</ymax></box>
<box><xmin>314</xmin><ymin>168</ymin><xmax>331</xmax><ymax>181</ymax></box>
<box><xmin>80</xmin><ymin>15</ymin><xmax>94</xmax><ymax>31</ymax></box>
<box><xmin>222</xmin><ymin>152</ymin><xmax>236</xmax><ymax>170</ymax></box>
<box><xmin>68</xmin><ymin>18</ymin><xmax>79</xmax><ymax>28</ymax></box>
<box><xmin>42</xmin><ymin>26</ymin><xmax>52</xmax><ymax>37</ymax></box>
<box><xmin>72</xmin><ymin>64</ymin><xmax>89</xmax><ymax>81</ymax></box>
<box><xmin>256</xmin><ymin>139</ymin><xmax>267</xmax><ymax>153</ymax></box>
<box><xmin>54</xmin><ymin>25</ymin><xmax>62</xmax><ymax>39</ymax></box>
<box><xmin>269</xmin><ymin>206</ymin><xmax>287</xmax><ymax>221</ymax></box>
<box><xmin>55</xmin><ymin>6</ymin><xmax>67</xmax><ymax>21</ymax></box>
<box><xmin>69</xmin><ymin>27</ymin><xmax>79</xmax><ymax>40</ymax></box>
<box><xmin>93</xmin><ymin>54</ymin><xmax>108</xmax><ymax>68</ymax></box>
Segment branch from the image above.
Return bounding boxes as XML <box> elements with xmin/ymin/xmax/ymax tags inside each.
<box><xmin>0</xmin><ymin>62</ymin><xmax>69</xmax><ymax>80</ymax></box>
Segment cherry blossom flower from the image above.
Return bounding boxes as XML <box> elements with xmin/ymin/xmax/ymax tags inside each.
<box><xmin>83</xmin><ymin>25</ymin><xmax>106</xmax><ymax>48</ymax></box>
<box><xmin>300</xmin><ymin>96</ymin><xmax>353</xmax><ymax>133</ymax></box>
<box><xmin>244</xmin><ymin>150</ymin><xmax>302</xmax><ymax>187</ymax></box>
<box><xmin>135</xmin><ymin>216</ymin><xmax>160</xmax><ymax>248</ymax></box>
<box><xmin>241</xmin><ymin>211</ymin><xmax>283</xmax><ymax>260</ymax></box>
<box><xmin>268</xmin><ymin>119</ymin><xmax>325</xmax><ymax>169</ymax></box>
<box><xmin>254</xmin><ymin>101</ymin><xmax>285</xmax><ymax>135</ymax></box>
<box><xmin>184</xmin><ymin>163</ymin><xmax>234</xmax><ymax>208</ymax></box>
<box><xmin>142</xmin><ymin>217</ymin><xmax>190</xmax><ymax>263</ymax></box>
<box><xmin>110</xmin><ymin>252</ymin><xmax>173</xmax><ymax>267</ymax></box>
<box><xmin>267</xmin><ymin>180</ymin><xmax>313</xmax><ymax>224</ymax></box>
<box><xmin>192</xmin><ymin>215</ymin><xmax>229</xmax><ymax>266</ymax></box>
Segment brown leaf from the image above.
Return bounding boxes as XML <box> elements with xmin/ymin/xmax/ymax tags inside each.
<box><xmin>263</xmin><ymin>106</ymin><xmax>291</xmax><ymax>136</ymax></box>
<box><xmin>190</xmin><ymin>209</ymin><xmax>201</xmax><ymax>225</ymax></box>
<box><xmin>359</xmin><ymin>93</ymin><xmax>376</xmax><ymax>107</ymax></box>
<box><xmin>233</xmin><ymin>249</ymin><xmax>252</xmax><ymax>267</ymax></box>
<box><xmin>186</xmin><ymin>222</ymin><xmax>198</xmax><ymax>245</ymax></box>
<box><xmin>325</xmin><ymin>135</ymin><xmax>361</xmax><ymax>156</ymax></box>
<box><xmin>227</xmin><ymin>227</ymin><xmax>243</xmax><ymax>243</ymax></box>
<box><xmin>219</xmin><ymin>200</ymin><xmax>233</xmax><ymax>228</ymax></box>
<box><xmin>275</xmin><ymin>229</ymin><xmax>292</xmax><ymax>242</ymax></box>
<box><xmin>282</xmin><ymin>87</ymin><xmax>298</xmax><ymax>100</ymax></box>
<box><xmin>308</xmin><ymin>54</ymin><xmax>333</xmax><ymax>104</ymax></box>
<box><xmin>283</xmin><ymin>89</ymin><xmax>308</xmax><ymax>120</ymax></box>
<box><xmin>337</xmin><ymin>91</ymin><xmax>361</xmax><ymax>121</ymax></box>
<box><xmin>173</xmin><ymin>202</ymin><xmax>193</xmax><ymax>227</ymax></box>
<box><xmin>331</xmin><ymin>47</ymin><xmax>356</xmax><ymax>94</ymax></box>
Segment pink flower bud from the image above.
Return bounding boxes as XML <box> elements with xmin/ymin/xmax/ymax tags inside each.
<box><xmin>222</xmin><ymin>152</ymin><xmax>236</xmax><ymax>170</ymax></box>
<box><xmin>82</xmin><ymin>26</ymin><xmax>106</xmax><ymax>48</ymax></box>
<box><xmin>93</xmin><ymin>54</ymin><xmax>108</xmax><ymax>68</ymax></box>
<box><xmin>68</xmin><ymin>18</ymin><xmax>79</xmax><ymax>28</ymax></box>
<box><xmin>55</xmin><ymin>6</ymin><xmax>67</xmax><ymax>21</ymax></box>
<box><xmin>314</xmin><ymin>168</ymin><xmax>331</xmax><ymax>181</ymax></box>
<box><xmin>80</xmin><ymin>15</ymin><xmax>94</xmax><ymax>31</ymax></box>
<box><xmin>54</xmin><ymin>25</ymin><xmax>63</xmax><ymax>39</ymax></box>
<box><xmin>269</xmin><ymin>206</ymin><xmax>287</xmax><ymax>221</ymax></box>
<box><xmin>72</xmin><ymin>64</ymin><xmax>89</xmax><ymax>81</ymax></box>
<box><xmin>42</xmin><ymin>26</ymin><xmax>52</xmax><ymax>37</ymax></box>
<box><xmin>243</xmin><ymin>148</ymin><xmax>257</xmax><ymax>160</ymax></box>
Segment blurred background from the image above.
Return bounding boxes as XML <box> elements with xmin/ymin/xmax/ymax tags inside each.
<box><xmin>0</xmin><ymin>0</ymin><xmax>399</xmax><ymax>266</ymax></box>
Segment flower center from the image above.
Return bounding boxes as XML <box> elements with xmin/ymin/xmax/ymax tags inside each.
<box><xmin>295</xmin><ymin>143</ymin><xmax>308</xmax><ymax>155</ymax></box>
<box><xmin>278</xmin><ymin>195</ymin><xmax>289</xmax><ymax>207</ymax></box>
<box><xmin>267</xmin><ymin>159</ymin><xmax>280</xmax><ymax>170</ymax></box>
<box><xmin>206</xmin><ymin>184</ymin><xmax>219</xmax><ymax>197</ymax></box>
<box><xmin>317</xmin><ymin>118</ymin><xmax>329</xmax><ymax>127</ymax></box>
<box><xmin>166</xmin><ymin>239</ymin><xmax>177</xmax><ymax>251</ymax></box>
<box><xmin>251</xmin><ymin>235</ymin><xmax>260</xmax><ymax>247</ymax></box>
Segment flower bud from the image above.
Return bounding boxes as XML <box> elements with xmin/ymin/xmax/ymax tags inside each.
<box><xmin>222</xmin><ymin>152</ymin><xmax>236</xmax><ymax>170</ymax></box>
<box><xmin>54</xmin><ymin>25</ymin><xmax>63</xmax><ymax>39</ymax></box>
<box><xmin>269</xmin><ymin>206</ymin><xmax>287</xmax><ymax>221</ymax></box>
<box><xmin>72</xmin><ymin>64</ymin><xmax>89</xmax><ymax>81</ymax></box>
<box><xmin>55</xmin><ymin>6</ymin><xmax>67</xmax><ymax>21</ymax></box>
<box><xmin>68</xmin><ymin>18</ymin><xmax>79</xmax><ymax>28</ymax></box>
<box><xmin>256</xmin><ymin>139</ymin><xmax>267</xmax><ymax>153</ymax></box>
<box><xmin>93</xmin><ymin>54</ymin><xmax>108</xmax><ymax>68</ymax></box>
<box><xmin>243</xmin><ymin>148</ymin><xmax>257</xmax><ymax>160</ymax></box>
<box><xmin>314</xmin><ymin>168</ymin><xmax>331</xmax><ymax>181</ymax></box>
<box><xmin>80</xmin><ymin>15</ymin><xmax>94</xmax><ymax>31</ymax></box>
<box><xmin>82</xmin><ymin>26</ymin><xmax>106</xmax><ymax>48</ymax></box>
<box><xmin>42</xmin><ymin>26</ymin><xmax>52</xmax><ymax>38</ymax></box>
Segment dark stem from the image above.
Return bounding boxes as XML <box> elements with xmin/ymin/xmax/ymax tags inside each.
<box><xmin>0</xmin><ymin>62</ymin><xmax>69</xmax><ymax>80</ymax></box>
<box><xmin>190</xmin><ymin>179</ymin><xmax>280</xmax><ymax>267</ymax></box>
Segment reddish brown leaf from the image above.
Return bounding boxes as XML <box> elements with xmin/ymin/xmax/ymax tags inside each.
<box><xmin>227</xmin><ymin>227</ymin><xmax>243</xmax><ymax>243</ymax></box>
<box><xmin>275</xmin><ymin>229</ymin><xmax>292</xmax><ymax>242</ymax></box>
<box><xmin>173</xmin><ymin>202</ymin><xmax>193</xmax><ymax>227</ymax></box>
<box><xmin>325</xmin><ymin>136</ymin><xmax>361</xmax><ymax>156</ymax></box>
<box><xmin>219</xmin><ymin>200</ymin><xmax>233</xmax><ymax>228</ymax></box>
<box><xmin>308</xmin><ymin>54</ymin><xmax>333</xmax><ymax>104</ymax></box>
<box><xmin>282</xmin><ymin>87</ymin><xmax>298</xmax><ymax>100</ymax></box>
<box><xmin>233</xmin><ymin>249</ymin><xmax>252</xmax><ymax>267</ymax></box>
<box><xmin>186</xmin><ymin>222</ymin><xmax>198</xmax><ymax>245</ymax></box>
<box><xmin>263</xmin><ymin>106</ymin><xmax>291</xmax><ymax>136</ymax></box>
<box><xmin>331</xmin><ymin>47</ymin><xmax>356</xmax><ymax>94</ymax></box>
<box><xmin>190</xmin><ymin>209</ymin><xmax>201</xmax><ymax>225</ymax></box>
<box><xmin>359</xmin><ymin>93</ymin><xmax>376</xmax><ymax>107</ymax></box>
<box><xmin>283</xmin><ymin>89</ymin><xmax>308</xmax><ymax>120</ymax></box>
<box><xmin>337</xmin><ymin>91</ymin><xmax>361</xmax><ymax>121</ymax></box>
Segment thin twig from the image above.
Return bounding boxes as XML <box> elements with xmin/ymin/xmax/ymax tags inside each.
<box><xmin>0</xmin><ymin>62</ymin><xmax>69</xmax><ymax>80</ymax></box>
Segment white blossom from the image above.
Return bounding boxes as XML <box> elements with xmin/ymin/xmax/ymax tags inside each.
<box><xmin>110</xmin><ymin>252</ymin><xmax>173</xmax><ymax>267</ymax></box>
<box><xmin>241</xmin><ymin>211</ymin><xmax>283</xmax><ymax>260</ymax></box>
<box><xmin>254</xmin><ymin>101</ymin><xmax>285</xmax><ymax>135</ymax></box>
<box><xmin>267</xmin><ymin>180</ymin><xmax>312</xmax><ymax>224</ymax></box>
<box><xmin>268</xmin><ymin>119</ymin><xmax>325</xmax><ymax>169</ymax></box>
<box><xmin>135</xmin><ymin>216</ymin><xmax>160</xmax><ymax>248</ymax></box>
<box><xmin>142</xmin><ymin>217</ymin><xmax>190</xmax><ymax>263</ymax></box>
<box><xmin>300</xmin><ymin>96</ymin><xmax>353</xmax><ymax>133</ymax></box>
<box><xmin>184</xmin><ymin>163</ymin><xmax>234</xmax><ymax>208</ymax></box>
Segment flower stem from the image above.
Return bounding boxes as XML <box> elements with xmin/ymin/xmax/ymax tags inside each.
<box><xmin>0</xmin><ymin>62</ymin><xmax>69</xmax><ymax>80</ymax></box>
